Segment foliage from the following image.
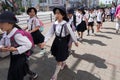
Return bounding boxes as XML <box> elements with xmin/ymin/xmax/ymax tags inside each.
<box><xmin>20</xmin><ymin>7</ymin><xmax>25</xmax><ymax>12</ymax></box>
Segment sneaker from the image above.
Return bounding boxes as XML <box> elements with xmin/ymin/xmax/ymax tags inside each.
<box><xmin>77</xmin><ymin>38</ymin><xmax>81</xmax><ymax>41</ymax></box>
<box><xmin>68</xmin><ymin>49</ymin><xmax>72</xmax><ymax>54</ymax></box>
<box><xmin>87</xmin><ymin>34</ymin><xmax>90</xmax><ymax>36</ymax></box>
<box><xmin>30</xmin><ymin>73</ymin><xmax>38</xmax><ymax>80</ymax></box>
<box><xmin>116</xmin><ymin>30</ymin><xmax>119</xmax><ymax>34</ymax></box>
<box><xmin>39</xmin><ymin>48</ymin><xmax>46</xmax><ymax>55</ymax></box>
<box><xmin>91</xmin><ymin>33</ymin><xmax>96</xmax><ymax>36</ymax></box>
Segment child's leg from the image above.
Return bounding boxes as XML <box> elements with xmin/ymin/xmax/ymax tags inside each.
<box><xmin>96</xmin><ymin>24</ymin><xmax>100</xmax><ymax>32</ymax></box>
<box><xmin>91</xmin><ymin>26</ymin><xmax>94</xmax><ymax>33</ymax></box>
<box><xmin>87</xmin><ymin>26</ymin><xmax>90</xmax><ymax>36</ymax></box>
<box><xmin>116</xmin><ymin>21</ymin><xmax>120</xmax><ymax>33</ymax></box>
<box><xmin>51</xmin><ymin>62</ymin><xmax>62</xmax><ymax>80</ymax></box>
<box><xmin>26</xmin><ymin>59</ymin><xmax>38</xmax><ymax>79</ymax></box>
<box><xmin>80</xmin><ymin>32</ymin><xmax>83</xmax><ymax>39</ymax></box>
<box><xmin>77</xmin><ymin>32</ymin><xmax>80</xmax><ymax>38</ymax></box>
<box><xmin>38</xmin><ymin>43</ymin><xmax>46</xmax><ymax>55</ymax></box>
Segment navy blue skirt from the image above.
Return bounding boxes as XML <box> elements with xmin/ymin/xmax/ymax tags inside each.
<box><xmin>51</xmin><ymin>35</ymin><xmax>70</xmax><ymax>62</ymax></box>
<box><xmin>7</xmin><ymin>53</ymin><xmax>28</xmax><ymax>80</ymax></box>
<box><xmin>31</xmin><ymin>30</ymin><xmax>44</xmax><ymax>44</ymax></box>
<box><xmin>76</xmin><ymin>21</ymin><xmax>87</xmax><ymax>32</ymax></box>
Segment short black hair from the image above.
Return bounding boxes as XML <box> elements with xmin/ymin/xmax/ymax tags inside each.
<box><xmin>27</xmin><ymin>7</ymin><xmax>37</xmax><ymax>15</ymax></box>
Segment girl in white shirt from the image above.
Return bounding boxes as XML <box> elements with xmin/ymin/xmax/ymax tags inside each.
<box><xmin>42</xmin><ymin>7</ymin><xmax>78</xmax><ymax>80</ymax></box>
<box><xmin>67</xmin><ymin>7</ymin><xmax>76</xmax><ymax>53</ymax></box>
<box><xmin>0</xmin><ymin>11</ymin><xmax>32</xmax><ymax>80</ymax></box>
<box><xmin>26</xmin><ymin>7</ymin><xmax>45</xmax><ymax>55</ymax></box>
<box><xmin>96</xmin><ymin>8</ymin><xmax>103</xmax><ymax>32</ymax></box>
<box><xmin>76</xmin><ymin>7</ymin><xmax>87</xmax><ymax>41</ymax></box>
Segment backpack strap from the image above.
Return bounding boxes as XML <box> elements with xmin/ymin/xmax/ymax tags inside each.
<box><xmin>59</xmin><ymin>24</ymin><xmax>64</xmax><ymax>37</ymax></box>
<box><xmin>53</xmin><ymin>24</ymin><xmax>67</xmax><ymax>37</ymax></box>
<box><xmin>73</xmin><ymin>14</ymin><xmax>76</xmax><ymax>27</ymax></box>
<box><xmin>31</xmin><ymin>20</ymin><xmax>34</xmax><ymax>30</ymax></box>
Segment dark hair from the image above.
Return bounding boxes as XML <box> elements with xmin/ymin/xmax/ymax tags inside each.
<box><xmin>53</xmin><ymin>7</ymin><xmax>69</xmax><ymax>22</ymax></box>
<box><xmin>14</xmin><ymin>24</ymin><xmax>22</xmax><ymax>29</ymax></box>
<box><xmin>27</xmin><ymin>7</ymin><xmax>37</xmax><ymax>15</ymax></box>
<box><xmin>78</xmin><ymin>7</ymin><xmax>85</xmax><ymax>15</ymax></box>
<box><xmin>8</xmin><ymin>23</ymin><xmax>22</xmax><ymax>29</ymax></box>
<box><xmin>67</xmin><ymin>7</ymin><xmax>74</xmax><ymax>14</ymax></box>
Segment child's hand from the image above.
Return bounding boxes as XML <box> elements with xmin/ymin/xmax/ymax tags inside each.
<box><xmin>8</xmin><ymin>47</ymin><xmax>17</xmax><ymax>52</ymax></box>
<box><xmin>74</xmin><ymin>42</ymin><xmax>78</xmax><ymax>47</ymax></box>
<box><xmin>24</xmin><ymin>26</ymin><xmax>28</xmax><ymax>31</ymax></box>
<box><xmin>0</xmin><ymin>47</ymin><xmax>9</xmax><ymax>52</ymax></box>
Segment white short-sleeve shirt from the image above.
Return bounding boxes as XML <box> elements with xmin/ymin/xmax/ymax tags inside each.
<box><xmin>27</xmin><ymin>16</ymin><xmax>40</xmax><ymax>30</ymax></box>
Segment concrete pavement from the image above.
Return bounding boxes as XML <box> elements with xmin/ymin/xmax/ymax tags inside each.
<box><xmin>0</xmin><ymin>21</ymin><xmax>120</xmax><ymax>80</ymax></box>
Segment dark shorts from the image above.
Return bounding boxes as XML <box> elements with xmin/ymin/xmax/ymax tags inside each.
<box><xmin>97</xmin><ymin>21</ymin><xmax>102</xmax><ymax>24</ymax></box>
<box><xmin>88</xmin><ymin>22</ymin><xmax>94</xmax><ymax>27</ymax></box>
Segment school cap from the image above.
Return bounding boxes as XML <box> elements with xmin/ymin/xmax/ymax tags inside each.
<box><xmin>53</xmin><ymin>6</ymin><xmax>69</xmax><ymax>22</ymax></box>
<box><xmin>53</xmin><ymin>6</ymin><xmax>66</xmax><ymax>15</ymax></box>
<box><xmin>67</xmin><ymin>7</ymin><xmax>74</xmax><ymax>14</ymax></box>
<box><xmin>0</xmin><ymin>11</ymin><xmax>18</xmax><ymax>23</ymax></box>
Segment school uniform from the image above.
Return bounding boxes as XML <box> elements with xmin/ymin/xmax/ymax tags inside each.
<box><xmin>0</xmin><ymin>28</ymin><xmax>32</xmax><ymax>80</ymax></box>
<box><xmin>68</xmin><ymin>16</ymin><xmax>76</xmax><ymax>46</ymax></box>
<box><xmin>88</xmin><ymin>13</ymin><xmax>95</xmax><ymax>27</ymax></box>
<box><xmin>97</xmin><ymin>11</ymin><xmax>102</xmax><ymax>24</ymax></box>
<box><xmin>45</xmin><ymin>20</ymin><xmax>77</xmax><ymax>62</ymax></box>
<box><xmin>76</xmin><ymin>13</ymin><xmax>87</xmax><ymax>32</ymax></box>
<box><xmin>27</xmin><ymin>16</ymin><xmax>44</xmax><ymax>44</ymax></box>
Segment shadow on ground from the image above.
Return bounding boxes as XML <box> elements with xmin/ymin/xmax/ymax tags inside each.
<box><xmin>82</xmin><ymin>39</ymin><xmax>107</xmax><ymax>46</ymax></box>
<box><xmin>71</xmin><ymin>52</ymin><xmax>107</xmax><ymax>69</ymax></box>
<box><xmin>25</xmin><ymin>53</ymin><xmax>102</xmax><ymax>80</ymax></box>
<box><xmin>95</xmin><ymin>34</ymin><xmax>112</xmax><ymax>39</ymax></box>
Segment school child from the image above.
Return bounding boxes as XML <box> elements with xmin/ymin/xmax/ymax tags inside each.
<box><xmin>76</xmin><ymin>7</ymin><xmax>87</xmax><ymax>41</ymax></box>
<box><xmin>67</xmin><ymin>7</ymin><xmax>76</xmax><ymax>53</ymax></box>
<box><xmin>87</xmin><ymin>8</ymin><xmax>96</xmax><ymax>36</ymax></box>
<box><xmin>26</xmin><ymin>7</ymin><xmax>45</xmax><ymax>55</ymax></box>
<box><xmin>41</xmin><ymin>6</ymin><xmax>78</xmax><ymax>80</ymax></box>
<box><xmin>96</xmin><ymin>8</ymin><xmax>103</xmax><ymax>32</ymax></box>
<box><xmin>0</xmin><ymin>11</ymin><xmax>33</xmax><ymax>80</ymax></box>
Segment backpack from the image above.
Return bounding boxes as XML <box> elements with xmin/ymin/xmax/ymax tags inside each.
<box><xmin>11</xmin><ymin>29</ymin><xmax>34</xmax><ymax>57</ymax></box>
<box><xmin>31</xmin><ymin>17</ymin><xmax>44</xmax><ymax>32</ymax></box>
<box><xmin>39</xmin><ymin>19</ymin><xmax>44</xmax><ymax>32</ymax></box>
<box><xmin>116</xmin><ymin>10</ymin><xmax>120</xmax><ymax>20</ymax></box>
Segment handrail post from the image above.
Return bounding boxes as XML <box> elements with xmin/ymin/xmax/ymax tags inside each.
<box><xmin>50</xmin><ymin>13</ymin><xmax>52</xmax><ymax>22</ymax></box>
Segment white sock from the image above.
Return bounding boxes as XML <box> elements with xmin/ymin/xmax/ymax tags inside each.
<box><xmin>53</xmin><ymin>65</ymin><xmax>61</xmax><ymax>77</ymax></box>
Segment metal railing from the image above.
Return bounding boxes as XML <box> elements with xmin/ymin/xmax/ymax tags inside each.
<box><xmin>17</xmin><ymin>13</ymin><xmax>54</xmax><ymax>26</ymax></box>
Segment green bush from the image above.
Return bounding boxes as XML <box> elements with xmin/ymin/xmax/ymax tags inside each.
<box><xmin>20</xmin><ymin>7</ymin><xmax>25</xmax><ymax>12</ymax></box>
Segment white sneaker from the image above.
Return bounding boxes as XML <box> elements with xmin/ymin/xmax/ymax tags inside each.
<box><xmin>39</xmin><ymin>49</ymin><xmax>46</xmax><ymax>55</ymax></box>
<box><xmin>77</xmin><ymin>38</ymin><xmax>81</xmax><ymax>41</ymax></box>
<box><xmin>91</xmin><ymin>33</ymin><xmax>96</xmax><ymax>36</ymax></box>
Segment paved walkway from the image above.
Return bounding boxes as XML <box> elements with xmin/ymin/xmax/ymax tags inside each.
<box><xmin>0</xmin><ymin>21</ymin><xmax>120</xmax><ymax>80</ymax></box>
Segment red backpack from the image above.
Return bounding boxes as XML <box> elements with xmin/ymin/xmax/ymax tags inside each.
<box><xmin>11</xmin><ymin>29</ymin><xmax>34</xmax><ymax>57</ymax></box>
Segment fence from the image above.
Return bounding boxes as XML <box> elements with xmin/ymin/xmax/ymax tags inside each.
<box><xmin>17</xmin><ymin>13</ymin><xmax>54</xmax><ymax>26</ymax></box>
